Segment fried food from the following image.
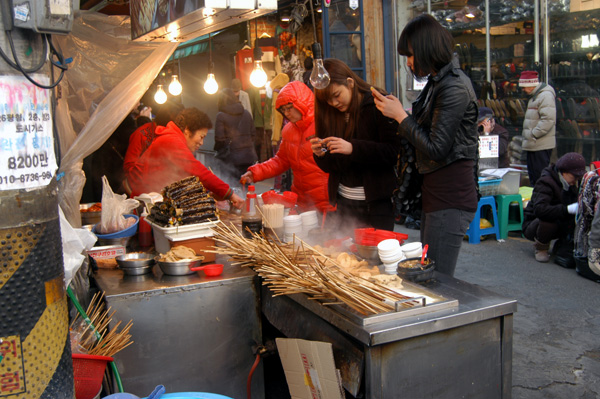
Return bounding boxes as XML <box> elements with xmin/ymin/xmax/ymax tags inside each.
<box><xmin>158</xmin><ymin>245</ymin><xmax>204</xmax><ymax>262</ymax></box>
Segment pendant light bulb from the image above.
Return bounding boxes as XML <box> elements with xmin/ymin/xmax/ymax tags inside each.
<box><xmin>250</xmin><ymin>60</ymin><xmax>268</xmax><ymax>88</ymax></box>
<box><xmin>204</xmin><ymin>73</ymin><xmax>219</xmax><ymax>94</ymax></box>
<box><xmin>168</xmin><ymin>75</ymin><xmax>182</xmax><ymax>95</ymax></box>
<box><xmin>154</xmin><ymin>84</ymin><xmax>167</xmax><ymax>104</ymax></box>
<box><xmin>310</xmin><ymin>43</ymin><xmax>330</xmax><ymax>89</ymax></box>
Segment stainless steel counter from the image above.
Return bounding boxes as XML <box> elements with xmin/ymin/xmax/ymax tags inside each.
<box><xmin>93</xmin><ymin>261</ymin><xmax>264</xmax><ymax>398</ymax></box>
<box><xmin>262</xmin><ymin>272</ymin><xmax>517</xmax><ymax>399</ymax></box>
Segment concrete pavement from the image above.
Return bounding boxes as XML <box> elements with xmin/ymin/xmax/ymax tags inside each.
<box><xmin>395</xmin><ymin>225</ymin><xmax>600</xmax><ymax>398</ymax></box>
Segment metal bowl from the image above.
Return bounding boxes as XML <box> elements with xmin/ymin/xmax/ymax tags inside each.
<box><xmin>116</xmin><ymin>253</ymin><xmax>156</xmax><ymax>268</ymax></box>
<box><xmin>120</xmin><ymin>265</ymin><xmax>154</xmax><ymax>276</ymax></box>
<box><xmin>355</xmin><ymin>244</ymin><xmax>379</xmax><ymax>260</ymax></box>
<box><xmin>157</xmin><ymin>258</ymin><xmax>203</xmax><ymax>276</ymax></box>
<box><xmin>80</xmin><ymin>203</ymin><xmax>102</xmax><ymax>225</ymax></box>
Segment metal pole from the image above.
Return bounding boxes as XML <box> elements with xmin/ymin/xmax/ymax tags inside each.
<box><xmin>0</xmin><ymin>7</ymin><xmax>74</xmax><ymax>399</ymax></box>
<box><xmin>543</xmin><ymin>0</ymin><xmax>550</xmax><ymax>82</ymax></box>
<box><xmin>485</xmin><ymin>0</ymin><xmax>491</xmax><ymax>83</ymax></box>
<box><xmin>534</xmin><ymin>0</ymin><xmax>540</xmax><ymax>64</ymax></box>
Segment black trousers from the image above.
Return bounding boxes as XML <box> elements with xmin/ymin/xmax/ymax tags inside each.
<box><xmin>526</xmin><ymin>149</ymin><xmax>552</xmax><ymax>186</ymax></box>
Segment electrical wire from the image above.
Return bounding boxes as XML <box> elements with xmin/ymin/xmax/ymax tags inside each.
<box><xmin>0</xmin><ymin>30</ymin><xmax>47</xmax><ymax>73</ymax></box>
<box><xmin>2</xmin><ymin>30</ymin><xmax>67</xmax><ymax>89</ymax></box>
<box><xmin>247</xmin><ymin>353</ymin><xmax>261</xmax><ymax>399</ymax></box>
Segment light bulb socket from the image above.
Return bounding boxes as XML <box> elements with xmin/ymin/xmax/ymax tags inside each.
<box><xmin>253</xmin><ymin>40</ymin><xmax>263</xmax><ymax>61</ymax></box>
<box><xmin>312</xmin><ymin>43</ymin><xmax>323</xmax><ymax>60</ymax></box>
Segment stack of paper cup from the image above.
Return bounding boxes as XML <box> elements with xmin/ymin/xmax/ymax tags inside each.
<box><xmin>300</xmin><ymin>211</ymin><xmax>319</xmax><ymax>235</ymax></box>
<box><xmin>283</xmin><ymin>215</ymin><xmax>303</xmax><ymax>242</ymax></box>
<box><xmin>377</xmin><ymin>239</ymin><xmax>405</xmax><ymax>274</ymax></box>
<box><xmin>401</xmin><ymin>242</ymin><xmax>423</xmax><ymax>259</ymax></box>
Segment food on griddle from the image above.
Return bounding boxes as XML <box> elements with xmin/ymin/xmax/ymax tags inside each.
<box><xmin>148</xmin><ymin>176</ymin><xmax>218</xmax><ymax>226</ymax></box>
<box><xmin>81</xmin><ymin>202</ymin><xmax>102</xmax><ymax>212</ymax></box>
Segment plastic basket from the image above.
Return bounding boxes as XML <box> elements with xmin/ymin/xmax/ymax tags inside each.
<box><xmin>93</xmin><ymin>214</ymin><xmax>139</xmax><ymax>238</ymax></box>
<box><xmin>478</xmin><ymin>178</ymin><xmax>502</xmax><ymax>197</ymax></box>
<box><xmin>72</xmin><ymin>353</ymin><xmax>113</xmax><ymax>399</ymax></box>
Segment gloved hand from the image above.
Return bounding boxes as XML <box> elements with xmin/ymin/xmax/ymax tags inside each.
<box><xmin>588</xmin><ymin>247</ymin><xmax>600</xmax><ymax>275</ymax></box>
<box><xmin>567</xmin><ymin>203</ymin><xmax>578</xmax><ymax>215</ymax></box>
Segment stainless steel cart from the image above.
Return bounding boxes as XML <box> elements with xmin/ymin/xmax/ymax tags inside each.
<box><xmin>93</xmin><ymin>263</ymin><xmax>264</xmax><ymax>398</ymax></box>
<box><xmin>262</xmin><ymin>273</ymin><xmax>517</xmax><ymax>399</ymax></box>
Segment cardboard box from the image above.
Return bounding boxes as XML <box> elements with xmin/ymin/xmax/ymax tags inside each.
<box><xmin>276</xmin><ymin>338</ymin><xmax>344</xmax><ymax>399</ymax></box>
<box><xmin>570</xmin><ymin>0</ymin><xmax>600</xmax><ymax>12</ymax></box>
<box><xmin>167</xmin><ymin>234</ymin><xmax>216</xmax><ymax>263</ymax></box>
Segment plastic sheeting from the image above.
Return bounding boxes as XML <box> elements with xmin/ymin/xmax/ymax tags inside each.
<box><xmin>53</xmin><ymin>11</ymin><xmax>177</xmax><ymax>226</ymax></box>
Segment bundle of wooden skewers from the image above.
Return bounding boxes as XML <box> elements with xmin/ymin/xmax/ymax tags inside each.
<box><xmin>70</xmin><ymin>292</ymin><xmax>133</xmax><ymax>357</ymax></box>
<box><xmin>210</xmin><ymin>222</ymin><xmax>421</xmax><ymax>316</ymax></box>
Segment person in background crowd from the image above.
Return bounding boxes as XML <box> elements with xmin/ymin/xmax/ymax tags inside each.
<box><xmin>522</xmin><ymin>152</ymin><xmax>585</xmax><ymax>264</ymax></box>
<box><xmin>127</xmin><ymin>107</ymin><xmax>244</xmax><ymax>207</ymax></box>
<box><xmin>310</xmin><ymin>58</ymin><xmax>400</xmax><ymax>232</ymax></box>
<box><xmin>281</xmin><ymin>45</ymin><xmax>304</xmax><ymax>82</ymax></box>
<box><xmin>477</xmin><ymin>106</ymin><xmax>510</xmax><ymax>168</ymax></box>
<box><xmin>303</xmin><ymin>57</ymin><xmax>314</xmax><ymax>91</ymax></box>
<box><xmin>240</xmin><ymin>81</ymin><xmax>332</xmax><ymax>213</ymax></box>
<box><xmin>519</xmin><ymin>70</ymin><xmax>556</xmax><ymax>185</ymax></box>
<box><xmin>231</xmin><ymin>78</ymin><xmax>252</xmax><ymax>115</ymax></box>
<box><xmin>214</xmin><ymin>88</ymin><xmax>257</xmax><ymax>180</ymax></box>
<box><xmin>574</xmin><ymin>161</ymin><xmax>600</xmax><ymax>282</ymax></box>
<box><xmin>372</xmin><ymin>14</ymin><xmax>479</xmax><ymax>277</ymax></box>
<box><xmin>123</xmin><ymin>101</ymin><xmax>184</xmax><ymax>195</ymax></box>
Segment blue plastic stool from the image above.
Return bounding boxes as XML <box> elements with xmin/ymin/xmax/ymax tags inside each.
<box><xmin>494</xmin><ymin>194</ymin><xmax>524</xmax><ymax>239</ymax></box>
<box><xmin>466</xmin><ymin>196</ymin><xmax>500</xmax><ymax>244</ymax></box>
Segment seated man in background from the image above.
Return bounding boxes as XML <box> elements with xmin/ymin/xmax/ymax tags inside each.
<box><xmin>522</xmin><ymin>152</ymin><xmax>586</xmax><ymax>264</ymax></box>
<box><xmin>477</xmin><ymin>106</ymin><xmax>509</xmax><ymax>168</ymax></box>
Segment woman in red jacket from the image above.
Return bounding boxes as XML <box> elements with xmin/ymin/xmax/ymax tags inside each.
<box><xmin>127</xmin><ymin>107</ymin><xmax>244</xmax><ymax>208</ymax></box>
<box><xmin>240</xmin><ymin>81</ymin><xmax>332</xmax><ymax>213</ymax></box>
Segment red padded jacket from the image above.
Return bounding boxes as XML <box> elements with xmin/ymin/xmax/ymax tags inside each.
<box><xmin>248</xmin><ymin>81</ymin><xmax>332</xmax><ymax>212</ymax></box>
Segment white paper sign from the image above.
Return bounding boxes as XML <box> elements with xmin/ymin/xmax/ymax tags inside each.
<box><xmin>0</xmin><ymin>75</ymin><xmax>58</xmax><ymax>191</ymax></box>
<box><xmin>479</xmin><ymin>135</ymin><xmax>499</xmax><ymax>158</ymax></box>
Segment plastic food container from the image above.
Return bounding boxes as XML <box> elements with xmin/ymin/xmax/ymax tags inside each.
<box><xmin>146</xmin><ymin>219</ymin><xmax>218</xmax><ymax>254</ymax></box>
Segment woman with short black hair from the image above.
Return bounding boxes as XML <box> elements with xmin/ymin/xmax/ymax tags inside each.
<box><xmin>373</xmin><ymin>14</ymin><xmax>479</xmax><ymax>277</ymax></box>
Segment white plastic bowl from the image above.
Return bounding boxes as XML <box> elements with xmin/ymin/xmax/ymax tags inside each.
<box><xmin>379</xmin><ymin>251</ymin><xmax>405</xmax><ymax>264</ymax></box>
<box><xmin>401</xmin><ymin>242</ymin><xmax>423</xmax><ymax>258</ymax></box>
<box><xmin>377</xmin><ymin>239</ymin><xmax>401</xmax><ymax>253</ymax></box>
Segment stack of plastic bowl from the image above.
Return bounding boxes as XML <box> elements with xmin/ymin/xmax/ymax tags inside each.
<box><xmin>401</xmin><ymin>242</ymin><xmax>423</xmax><ymax>259</ymax></box>
<box><xmin>377</xmin><ymin>239</ymin><xmax>405</xmax><ymax>274</ymax></box>
<box><xmin>300</xmin><ymin>211</ymin><xmax>319</xmax><ymax>235</ymax></box>
<box><xmin>283</xmin><ymin>215</ymin><xmax>303</xmax><ymax>242</ymax></box>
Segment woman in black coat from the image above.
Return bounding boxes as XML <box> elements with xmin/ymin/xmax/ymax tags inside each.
<box><xmin>522</xmin><ymin>152</ymin><xmax>585</xmax><ymax>264</ymax></box>
<box><xmin>372</xmin><ymin>14</ymin><xmax>479</xmax><ymax>277</ymax></box>
<box><xmin>214</xmin><ymin>88</ymin><xmax>258</xmax><ymax>179</ymax></box>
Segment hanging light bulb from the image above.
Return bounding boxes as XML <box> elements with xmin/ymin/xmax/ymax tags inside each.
<box><xmin>250</xmin><ymin>60</ymin><xmax>268</xmax><ymax>87</ymax></box>
<box><xmin>310</xmin><ymin>43</ymin><xmax>330</xmax><ymax>89</ymax></box>
<box><xmin>169</xmin><ymin>75</ymin><xmax>182</xmax><ymax>95</ymax></box>
<box><xmin>204</xmin><ymin>33</ymin><xmax>219</xmax><ymax>94</ymax></box>
<box><xmin>154</xmin><ymin>84</ymin><xmax>167</xmax><ymax>104</ymax></box>
<box><xmin>204</xmin><ymin>73</ymin><xmax>219</xmax><ymax>94</ymax></box>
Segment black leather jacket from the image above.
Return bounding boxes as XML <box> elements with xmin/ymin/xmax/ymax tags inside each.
<box><xmin>399</xmin><ymin>56</ymin><xmax>478</xmax><ymax>174</ymax></box>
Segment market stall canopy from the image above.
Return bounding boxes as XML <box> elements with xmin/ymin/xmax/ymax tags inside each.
<box><xmin>81</xmin><ymin>0</ymin><xmax>278</xmax><ymax>43</ymax></box>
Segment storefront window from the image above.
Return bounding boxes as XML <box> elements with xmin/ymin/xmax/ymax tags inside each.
<box><xmin>549</xmin><ymin>6</ymin><xmax>600</xmax><ymax>161</ymax></box>
<box><xmin>324</xmin><ymin>0</ymin><xmax>364</xmax><ymax>74</ymax></box>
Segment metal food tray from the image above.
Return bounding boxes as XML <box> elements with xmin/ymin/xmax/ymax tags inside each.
<box><xmin>289</xmin><ymin>280</ymin><xmax>458</xmax><ymax>326</ymax></box>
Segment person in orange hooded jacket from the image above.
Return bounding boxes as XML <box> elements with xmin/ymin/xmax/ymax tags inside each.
<box><xmin>240</xmin><ymin>81</ymin><xmax>332</xmax><ymax>213</ymax></box>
